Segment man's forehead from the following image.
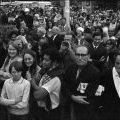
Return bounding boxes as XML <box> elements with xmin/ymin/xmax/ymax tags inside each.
<box><xmin>76</xmin><ymin>46</ymin><xmax>88</xmax><ymax>53</ymax></box>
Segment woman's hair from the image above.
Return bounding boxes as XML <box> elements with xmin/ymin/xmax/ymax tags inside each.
<box><xmin>8</xmin><ymin>30</ymin><xmax>18</xmax><ymax>39</ymax></box>
<box><xmin>43</xmin><ymin>47</ymin><xmax>62</xmax><ymax>63</ymax></box>
<box><xmin>2</xmin><ymin>42</ymin><xmax>20</xmax><ymax>70</ymax></box>
<box><xmin>22</xmin><ymin>49</ymin><xmax>38</xmax><ymax>78</ymax></box>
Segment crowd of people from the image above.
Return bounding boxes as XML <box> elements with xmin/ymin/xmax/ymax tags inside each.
<box><xmin>0</xmin><ymin>2</ymin><xmax>120</xmax><ymax>120</ymax></box>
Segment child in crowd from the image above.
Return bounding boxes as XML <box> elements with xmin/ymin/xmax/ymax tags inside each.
<box><xmin>0</xmin><ymin>61</ymin><xmax>30</xmax><ymax>120</ymax></box>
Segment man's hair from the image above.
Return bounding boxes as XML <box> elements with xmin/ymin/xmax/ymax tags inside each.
<box><xmin>8</xmin><ymin>30</ymin><xmax>18</xmax><ymax>39</ymax></box>
<box><xmin>93</xmin><ymin>32</ymin><xmax>103</xmax><ymax>38</ymax></box>
<box><xmin>9</xmin><ymin>61</ymin><xmax>23</xmax><ymax>73</ymax></box>
<box><xmin>84</xmin><ymin>28</ymin><xmax>92</xmax><ymax>34</ymax></box>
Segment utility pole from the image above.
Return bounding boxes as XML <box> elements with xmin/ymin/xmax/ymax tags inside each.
<box><xmin>64</xmin><ymin>0</ymin><xmax>70</xmax><ymax>28</ymax></box>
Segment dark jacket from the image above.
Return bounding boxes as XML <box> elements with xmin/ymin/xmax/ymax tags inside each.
<box><xmin>99</xmin><ymin>68</ymin><xmax>120</xmax><ymax>120</ymax></box>
<box><xmin>64</xmin><ymin>62</ymin><xmax>100</xmax><ymax>104</ymax></box>
<box><xmin>89</xmin><ymin>43</ymin><xmax>107</xmax><ymax>71</ymax></box>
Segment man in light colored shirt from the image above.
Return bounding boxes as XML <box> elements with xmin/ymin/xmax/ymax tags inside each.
<box><xmin>0</xmin><ymin>61</ymin><xmax>30</xmax><ymax>120</ymax></box>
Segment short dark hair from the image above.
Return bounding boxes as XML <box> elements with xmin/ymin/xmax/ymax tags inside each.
<box><xmin>93</xmin><ymin>32</ymin><xmax>103</xmax><ymax>38</ymax></box>
<box><xmin>9</xmin><ymin>61</ymin><xmax>23</xmax><ymax>73</ymax></box>
<box><xmin>84</xmin><ymin>28</ymin><xmax>92</xmax><ymax>34</ymax></box>
<box><xmin>8</xmin><ymin>30</ymin><xmax>18</xmax><ymax>39</ymax></box>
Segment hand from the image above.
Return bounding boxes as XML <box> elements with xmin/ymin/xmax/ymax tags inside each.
<box><xmin>26</xmin><ymin>71</ymin><xmax>32</xmax><ymax>81</ymax></box>
<box><xmin>95</xmin><ymin>85</ymin><xmax>105</xmax><ymax>96</ymax></box>
<box><xmin>31</xmin><ymin>79</ymin><xmax>39</xmax><ymax>90</ymax></box>
<box><xmin>71</xmin><ymin>95</ymin><xmax>89</xmax><ymax>104</ymax></box>
<box><xmin>3</xmin><ymin>72</ymin><xmax>11</xmax><ymax>78</ymax></box>
<box><xmin>88</xmin><ymin>58</ymin><xmax>92</xmax><ymax>62</ymax></box>
<box><xmin>99</xmin><ymin>56</ymin><xmax>105</xmax><ymax>62</ymax></box>
<box><xmin>15</xmin><ymin>96</ymin><xmax>22</xmax><ymax>104</ymax></box>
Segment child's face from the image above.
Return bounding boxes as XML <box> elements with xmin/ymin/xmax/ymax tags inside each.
<box><xmin>11</xmin><ymin>67</ymin><xmax>21</xmax><ymax>81</ymax></box>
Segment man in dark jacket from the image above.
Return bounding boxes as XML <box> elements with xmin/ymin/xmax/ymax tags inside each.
<box><xmin>89</xmin><ymin>32</ymin><xmax>107</xmax><ymax>72</ymax></box>
<box><xmin>64</xmin><ymin>45</ymin><xmax>100</xmax><ymax>120</ymax></box>
<box><xmin>15</xmin><ymin>9</ymin><xmax>33</xmax><ymax>30</ymax></box>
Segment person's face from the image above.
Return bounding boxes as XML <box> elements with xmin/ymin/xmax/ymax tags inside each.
<box><xmin>11</xmin><ymin>34</ymin><xmax>17</xmax><ymax>41</ymax></box>
<box><xmin>39</xmin><ymin>19</ymin><xmax>44</xmax><ymax>24</ymax></box>
<box><xmin>75</xmin><ymin>46</ymin><xmax>89</xmax><ymax>67</ymax></box>
<box><xmin>105</xmin><ymin>41</ymin><xmax>113</xmax><ymax>51</ymax></box>
<box><xmin>95</xmin><ymin>28</ymin><xmax>101</xmax><ymax>33</ymax></box>
<box><xmin>20</xmin><ymin>28</ymin><xmax>25</xmax><ymax>34</ymax></box>
<box><xmin>61</xmin><ymin>19</ymin><xmax>66</xmax><ymax>26</ymax></box>
<box><xmin>59</xmin><ymin>44</ymin><xmax>67</xmax><ymax>53</ymax></box>
<box><xmin>24</xmin><ymin>53</ymin><xmax>34</xmax><ymax>67</ymax></box>
<box><xmin>108</xmin><ymin>30</ymin><xmax>114</xmax><ymax>37</ymax></box>
<box><xmin>115</xmin><ymin>55</ymin><xmax>120</xmax><ymax>74</ymax></box>
<box><xmin>76</xmin><ymin>30</ymin><xmax>82</xmax><ymax>37</ymax></box>
<box><xmin>11</xmin><ymin>67</ymin><xmax>21</xmax><ymax>82</ymax></box>
<box><xmin>84</xmin><ymin>33</ymin><xmax>92</xmax><ymax>40</ymax></box>
<box><xmin>39</xmin><ymin>38</ymin><xmax>47</xmax><ymax>45</ymax></box>
<box><xmin>37</xmin><ymin>31</ymin><xmax>44</xmax><ymax>37</ymax></box>
<box><xmin>16</xmin><ymin>39</ymin><xmax>23</xmax><ymax>48</ymax></box>
<box><xmin>42</xmin><ymin>54</ymin><xmax>52</xmax><ymax>69</ymax></box>
<box><xmin>48</xmin><ymin>21</ymin><xmax>52</xmax><ymax>28</ymax></box>
<box><xmin>8</xmin><ymin>45</ymin><xmax>17</xmax><ymax>58</ymax></box>
<box><xmin>93</xmin><ymin>35</ymin><xmax>102</xmax><ymax>46</ymax></box>
<box><xmin>75</xmin><ymin>24</ymin><xmax>79</xmax><ymax>29</ymax></box>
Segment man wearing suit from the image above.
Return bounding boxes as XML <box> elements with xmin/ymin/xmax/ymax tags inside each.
<box><xmin>89</xmin><ymin>32</ymin><xmax>107</xmax><ymax>72</ymax></box>
<box><xmin>49</xmin><ymin>26</ymin><xmax>65</xmax><ymax>50</ymax></box>
<box><xmin>98</xmin><ymin>51</ymin><xmax>120</xmax><ymax>120</ymax></box>
<box><xmin>64</xmin><ymin>45</ymin><xmax>100</xmax><ymax>120</ymax></box>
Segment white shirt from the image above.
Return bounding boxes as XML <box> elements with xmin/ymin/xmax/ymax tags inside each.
<box><xmin>112</xmin><ymin>67</ymin><xmax>120</xmax><ymax>98</ymax></box>
<box><xmin>38</xmin><ymin>76</ymin><xmax>61</xmax><ymax>110</ymax></box>
<box><xmin>1</xmin><ymin>77</ymin><xmax>30</xmax><ymax>115</ymax></box>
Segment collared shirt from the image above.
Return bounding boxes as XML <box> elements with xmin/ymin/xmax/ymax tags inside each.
<box><xmin>1</xmin><ymin>77</ymin><xmax>30</xmax><ymax>115</ymax></box>
<box><xmin>92</xmin><ymin>43</ymin><xmax>99</xmax><ymax>49</ymax></box>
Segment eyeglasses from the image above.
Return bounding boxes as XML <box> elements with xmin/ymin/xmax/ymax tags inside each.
<box><xmin>75</xmin><ymin>53</ymin><xmax>88</xmax><ymax>57</ymax></box>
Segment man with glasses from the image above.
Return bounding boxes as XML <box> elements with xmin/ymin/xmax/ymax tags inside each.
<box><xmin>64</xmin><ymin>45</ymin><xmax>100</xmax><ymax>120</ymax></box>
